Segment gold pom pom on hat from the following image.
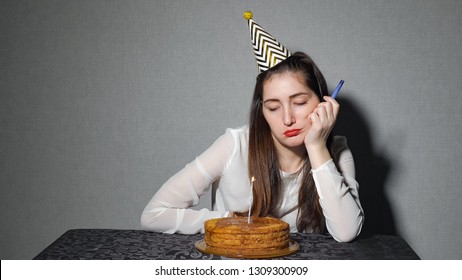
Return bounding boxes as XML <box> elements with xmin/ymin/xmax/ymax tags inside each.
<box><xmin>243</xmin><ymin>11</ymin><xmax>253</xmax><ymax>20</ymax></box>
<box><xmin>242</xmin><ymin>11</ymin><xmax>291</xmax><ymax>73</ymax></box>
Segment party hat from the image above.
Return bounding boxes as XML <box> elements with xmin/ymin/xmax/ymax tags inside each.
<box><xmin>243</xmin><ymin>11</ymin><xmax>292</xmax><ymax>73</ymax></box>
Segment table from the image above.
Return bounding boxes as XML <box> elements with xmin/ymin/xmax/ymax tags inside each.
<box><xmin>33</xmin><ymin>229</ymin><xmax>420</xmax><ymax>260</ymax></box>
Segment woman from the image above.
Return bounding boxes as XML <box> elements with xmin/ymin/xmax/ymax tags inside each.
<box><xmin>141</xmin><ymin>52</ymin><xmax>364</xmax><ymax>242</ymax></box>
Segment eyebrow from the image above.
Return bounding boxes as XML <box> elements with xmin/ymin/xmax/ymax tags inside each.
<box><xmin>263</xmin><ymin>92</ymin><xmax>311</xmax><ymax>104</ymax></box>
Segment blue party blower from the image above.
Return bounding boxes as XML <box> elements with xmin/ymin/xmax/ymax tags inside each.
<box><xmin>331</xmin><ymin>80</ymin><xmax>344</xmax><ymax>99</ymax></box>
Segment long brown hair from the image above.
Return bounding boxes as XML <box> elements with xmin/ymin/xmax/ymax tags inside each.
<box><xmin>248</xmin><ymin>52</ymin><xmax>332</xmax><ymax>233</ymax></box>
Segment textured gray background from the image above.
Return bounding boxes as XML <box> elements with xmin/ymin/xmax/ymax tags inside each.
<box><xmin>1</xmin><ymin>0</ymin><xmax>461</xmax><ymax>259</ymax></box>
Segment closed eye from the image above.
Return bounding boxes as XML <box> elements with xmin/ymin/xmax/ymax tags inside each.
<box><xmin>268</xmin><ymin>107</ymin><xmax>280</xmax><ymax>112</ymax></box>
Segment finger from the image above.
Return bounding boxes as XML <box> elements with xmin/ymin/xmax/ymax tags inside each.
<box><xmin>323</xmin><ymin>95</ymin><xmax>339</xmax><ymax>105</ymax></box>
<box><xmin>314</xmin><ymin>106</ymin><xmax>329</xmax><ymax>124</ymax></box>
<box><xmin>316</xmin><ymin>101</ymin><xmax>336</xmax><ymax>124</ymax></box>
<box><xmin>323</xmin><ymin>96</ymin><xmax>340</xmax><ymax>117</ymax></box>
<box><xmin>318</xmin><ymin>101</ymin><xmax>333</xmax><ymax>120</ymax></box>
<box><xmin>308</xmin><ymin>111</ymin><xmax>320</xmax><ymax>125</ymax></box>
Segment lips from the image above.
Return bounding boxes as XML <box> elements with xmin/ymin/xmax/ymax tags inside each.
<box><xmin>284</xmin><ymin>129</ymin><xmax>301</xmax><ymax>137</ymax></box>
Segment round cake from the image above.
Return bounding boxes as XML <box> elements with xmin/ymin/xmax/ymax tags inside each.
<box><xmin>204</xmin><ymin>216</ymin><xmax>290</xmax><ymax>256</ymax></box>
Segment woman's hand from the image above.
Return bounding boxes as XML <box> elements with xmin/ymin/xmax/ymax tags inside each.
<box><xmin>304</xmin><ymin>96</ymin><xmax>339</xmax><ymax>168</ymax></box>
<box><xmin>304</xmin><ymin>96</ymin><xmax>339</xmax><ymax>147</ymax></box>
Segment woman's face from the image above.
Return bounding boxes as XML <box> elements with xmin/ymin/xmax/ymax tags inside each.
<box><xmin>262</xmin><ymin>71</ymin><xmax>320</xmax><ymax>149</ymax></box>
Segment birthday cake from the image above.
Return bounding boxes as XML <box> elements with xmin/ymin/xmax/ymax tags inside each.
<box><xmin>203</xmin><ymin>216</ymin><xmax>290</xmax><ymax>255</ymax></box>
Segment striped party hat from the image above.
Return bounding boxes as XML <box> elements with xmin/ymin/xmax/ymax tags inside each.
<box><xmin>243</xmin><ymin>11</ymin><xmax>292</xmax><ymax>73</ymax></box>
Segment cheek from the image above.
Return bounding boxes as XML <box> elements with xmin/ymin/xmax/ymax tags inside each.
<box><xmin>263</xmin><ymin>115</ymin><xmax>279</xmax><ymax>130</ymax></box>
<box><xmin>295</xmin><ymin>106</ymin><xmax>314</xmax><ymax>120</ymax></box>
<box><xmin>301</xmin><ymin>102</ymin><xmax>320</xmax><ymax>117</ymax></box>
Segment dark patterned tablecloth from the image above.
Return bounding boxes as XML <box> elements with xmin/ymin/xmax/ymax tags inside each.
<box><xmin>33</xmin><ymin>229</ymin><xmax>420</xmax><ymax>260</ymax></box>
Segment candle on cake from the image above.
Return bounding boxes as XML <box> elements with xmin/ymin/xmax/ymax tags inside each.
<box><xmin>248</xmin><ymin>176</ymin><xmax>255</xmax><ymax>223</ymax></box>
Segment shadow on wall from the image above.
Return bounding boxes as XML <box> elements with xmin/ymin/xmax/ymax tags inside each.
<box><xmin>333</xmin><ymin>96</ymin><xmax>397</xmax><ymax>236</ymax></box>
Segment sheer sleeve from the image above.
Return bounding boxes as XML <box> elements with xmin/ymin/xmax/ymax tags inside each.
<box><xmin>312</xmin><ymin>136</ymin><xmax>364</xmax><ymax>242</ymax></box>
<box><xmin>140</xmin><ymin>128</ymin><xmax>237</xmax><ymax>234</ymax></box>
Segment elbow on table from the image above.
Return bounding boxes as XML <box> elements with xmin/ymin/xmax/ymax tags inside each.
<box><xmin>140</xmin><ymin>212</ymin><xmax>154</xmax><ymax>231</ymax></box>
<box><xmin>330</xmin><ymin>217</ymin><xmax>364</xmax><ymax>243</ymax></box>
<box><xmin>332</xmin><ymin>230</ymin><xmax>358</xmax><ymax>243</ymax></box>
<box><xmin>140</xmin><ymin>211</ymin><xmax>165</xmax><ymax>233</ymax></box>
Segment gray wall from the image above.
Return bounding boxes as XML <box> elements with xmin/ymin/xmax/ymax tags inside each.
<box><xmin>1</xmin><ymin>0</ymin><xmax>461</xmax><ymax>259</ymax></box>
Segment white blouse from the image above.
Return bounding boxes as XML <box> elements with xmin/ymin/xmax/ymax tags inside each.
<box><xmin>141</xmin><ymin>126</ymin><xmax>364</xmax><ymax>242</ymax></box>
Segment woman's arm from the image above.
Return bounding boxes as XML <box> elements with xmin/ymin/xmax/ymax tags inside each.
<box><xmin>312</xmin><ymin>137</ymin><xmax>364</xmax><ymax>242</ymax></box>
<box><xmin>140</xmin><ymin>128</ymin><xmax>237</xmax><ymax>234</ymax></box>
<box><xmin>304</xmin><ymin>96</ymin><xmax>363</xmax><ymax>241</ymax></box>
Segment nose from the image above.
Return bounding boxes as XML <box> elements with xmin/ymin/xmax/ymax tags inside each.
<box><xmin>283</xmin><ymin>107</ymin><xmax>295</xmax><ymax>126</ymax></box>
